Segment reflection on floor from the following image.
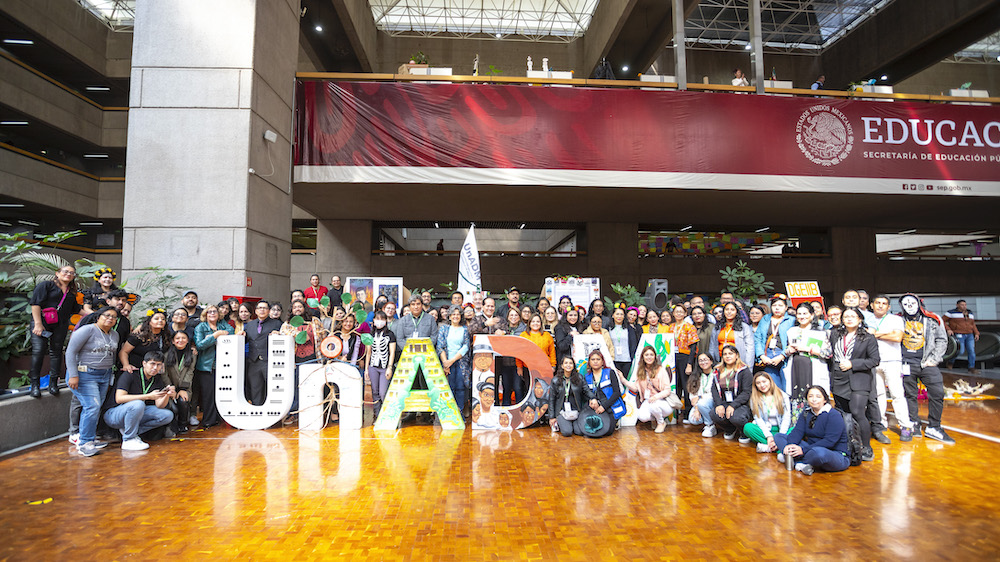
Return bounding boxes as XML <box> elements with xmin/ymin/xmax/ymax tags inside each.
<box><xmin>2</xmin><ymin>399</ymin><xmax>999</xmax><ymax>559</ymax></box>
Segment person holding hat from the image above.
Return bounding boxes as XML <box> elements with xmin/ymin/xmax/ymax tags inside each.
<box><xmin>581</xmin><ymin>349</ymin><xmax>626</xmax><ymax>438</ymax></box>
<box><xmin>496</xmin><ymin>286</ymin><xmax>521</xmax><ymax>319</ymax></box>
<box><xmin>549</xmin><ymin>356</ymin><xmax>594</xmax><ymax>436</ymax></box>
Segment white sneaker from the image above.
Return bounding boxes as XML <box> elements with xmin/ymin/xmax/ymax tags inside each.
<box><xmin>701</xmin><ymin>425</ymin><xmax>717</xmax><ymax>438</ymax></box>
<box><xmin>189</xmin><ymin>415</ymin><xmax>200</xmax><ymax>426</ymax></box>
<box><xmin>68</xmin><ymin>433</ymin><xmax>79</xmax><ymax>445</ymax></box>
<box><xmin>724</xmin><ymin>431</ymin><xmax>736</xmax><ymax>440</ymax></box>
<box><xmin>121</xmin><ymin>438</ymin><xmax>149</xmax><ymax>451</ymax></box>
<box><xmin>777</xmin><ymin>453</ymin><xmax>785</xmax><ymax>463</ymax></box>
<box><xmin>756</xmin><ymin>443</ymin><xmax>770</xmax><ymax>453</ymax></box>
<box><xmin>738</xmin><ymin>435</ymin><xmax>751</xmax><ymax>444</ymax></box>
<box><xmin>682</xmin><ymin>419</ymin><xmax>692</xmax><ymax>425</ymax></box>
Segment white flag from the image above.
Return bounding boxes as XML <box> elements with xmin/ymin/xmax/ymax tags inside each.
<box><xmin>457</xmin><ymin>226</ymin><xmax>482</xmax><ymax>301</ymax></box>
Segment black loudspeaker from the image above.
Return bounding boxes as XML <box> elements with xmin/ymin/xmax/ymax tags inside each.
<box><xmin>645</xmin><ymin>279</ymin><xmax>670</xmax><ymax>312</ymax></box>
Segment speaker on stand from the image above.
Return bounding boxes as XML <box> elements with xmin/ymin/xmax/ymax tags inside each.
<box><xmin>645</xmin><ymin>279</ymin><xmax>670</xmax><ymax>313</ymax></box>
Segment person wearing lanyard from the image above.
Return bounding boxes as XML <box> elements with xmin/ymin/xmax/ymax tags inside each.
<box><xmin>712</xmin><ymin>302</ymin><xmax>755</xmax><ymax>367</ymax></box>
<box><xmin>869</xmin><ymin>295</ymin><xmax>912</xmax><ymax>442</ymax></box>
<box><xmin>103</xmin><ymin>351</ymin><xmax>175</xmax><ymax>451</ymax></box>
<box><xmin>608</xmin><ymin>307</ymin><xmax>638</xmax><ymax>376</ymax></box>
<box><xmin>65</xmin><ymin>307</ymin><xmax>120</xmax><ymax>457</ymax></box>
<box><xmin>781</xmin><ymin>303</ymin><xmax>833</xmax><ymax>422</ymax></box>
<box><xmin>549</xmin><ymin>356</ymin><xmax>593</xmax><ymax>436</ymax></box>
<box><xmin>754</xmin><ymin>294</ymin><xmax>794</xmax><ymax>392</ymax></box>
<box><xmin>581</xmin><ymin>350</ymin><xmax>626</xmax><ymax>438</ymax></box>
<box><xmin>665</xmin><ymin>304</ymin><xmax>699</xmax><ymax>421</ymax></box>
<box><xmin>709</xmin><ymin>344</ymin><xmax>753</xmax><ymax>441</ymax></box>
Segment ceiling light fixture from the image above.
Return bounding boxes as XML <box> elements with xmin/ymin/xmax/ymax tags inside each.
<box><xmin>0</xmin><ymin>203</ymin><xmax>25</xmax><ymax>207</ymax></box>
<box><xmin>3</xmin><ymin>39</ymin><xmax>34</xmax><ymax>45</ymax></box>
<box><xmin>0</xmin><ymin>221</ymin><xmax>11</xmax><ymax>227</ymax></box>
<box><xmin>519</xmin><ymin>223</ymin><xmax>526</xmax><ymax>229</ymax></box>
<box><xmin>495</xmin><ymin>33</ymin><xmax>502</xmax><ymax>38</ymax></box>
<box><xmin>1</xmin><ymin>121</ymin><xmax>28</xmax><ymax>126</ymax></box>
<box><xmin>79</xmin><ymin>221</ymin><xmax>104</xmax><ymax>226</ymax></box>
<box><xmin>898</xmin><ymin>228</ymin><xmax>916</xmax><ymax>234</ymax></box>
<box><xmin>966</xmin><ymin>230</ymin><xmax>987</xmax><ymax>235</ymax></box>
<box><xmin>680</xmin><ymin>225</ymin><xmax>692</xmax><ymax>231</ymax></box>
<box><xmin>83</xmin><ymin>154</ymin><xmax>109</xmax><ymax>158</ymax></box>
<box><xmin>744</xmin><ymin>44</ymin><xmax>752</xmax><ymax>50</ymax></box>
<box><xmin>18</xmin><ymin>219</ymin><xmax>39</xmax><ymax>227</ymax></box>
<box><xmin>880</xmin><ymin>74</ymin><xmax>888</xmax><ymax>80</ymax></box>
<box><xmin>434</xmin><ymin>222</ymin><xmax>439</xmax><ymax>228</ymax></box>
<box><xmin>622</xmin><ymin>65</ymin><xmax>629</xmax><ymax>72</ymax></box>
<box><xmin>314</xmin><ymin>24</ymin><xmax>323</xmax><ymax>32</ymax></box>
<box><xmin>755</xmin><ymin>226</ymin><xmax>769</xmax><ymax>232</ymax></box>
<box><xmin>85</xmin><ymin>86</ymin><xmax>111</xmax><ymax>91</ymax></box>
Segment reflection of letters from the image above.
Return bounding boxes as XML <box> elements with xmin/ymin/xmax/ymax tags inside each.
<box><xmin>298</xmin><ymin>431</ymin><xmax>360</xmax><ymax>494</ymax></box>
<box><xmin>213</xmin><ymin>431</ymin><xmax>288</xmax><ymax>525</ymax></box>
<box><xmin>216</xmin><ymin>335</ymin><xmax>294</xmax><ymax>430</ymax></box>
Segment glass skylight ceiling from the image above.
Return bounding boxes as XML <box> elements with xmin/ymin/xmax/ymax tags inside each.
<box><xmin>685</xmin><ymin>0</ymin><xmax>894</xmax><ymax>53</ymax></box>
<box><xmin>78</xmin><ymin>0</ymin><xmax>135</xmax><ymax>32</ymax></box>
<box><xmin>950</xmin><ymin>31</ymin><xmax>1000</xmax><ymax>64</ymax></box>
<box><xmin>369</xmin><ymin>0</ymin><xmax>600</xmax><ymax>42</ymax></box>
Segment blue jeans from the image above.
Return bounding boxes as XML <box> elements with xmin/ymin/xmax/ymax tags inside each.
<box><xmin>103</xmin><ymin>401</ymin><xmax>174</xmax><ymax>441</ymax></box>
<box><xmin>447</xmin><ymin>361</ymin><xmax>468</xmax><ymax>412</ymax></box>
<box><xmin>692</xmin><ymin>395</ymin><xmax>714</xmax><ymax>425</ymax></box>
<box><xmin>956</xmin><ymin>333</ymin><xmax>976</xmax><ymax>368</ymax></box>
<box><xmin>68</xmin><ymin>367</ymin><xmax>112</xmax><ymax>443</ymax></box>
<box><xmin>763</xmin><ymin>348</ymin><xmax>786</xmax><ymax>392</ymax></box>
<box><xmin>774</xmin><ymin>433</ymin><xmax>850</xmax><ymax>473</ymax></box>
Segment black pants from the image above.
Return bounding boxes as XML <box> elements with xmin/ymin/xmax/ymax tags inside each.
<box><xmin>835</xmin><ymin>392</ymin><xmax>872</xmax><ymax>447</ymax></box>
<box><xmin>674</xmin><ymin>353</ymin><xmax>691</xmax><ymax>416</ymax></box>
<box><xmin>710</xmin><ymin>403</ymin><xmax>751</xmax><ymax>434</ymax></box>
<box><xmin>498</xmin><ymin>359</ymin><xmax>523</xmax><ymax>406</ymax></box>
<box><xmin>246</xmin><ymin>359</ymin><xmax>267</xmax><ymax>406</ymax></box>
<box><xmin>29</xmin><ymin>324</ymin><xmax>67</xmax><ymax>382</ymax></box>
<box><xmin>168</xmin><ymin>397</ymin><xmax>190</xmax><ymax>432</ymax></box>
<box><xmin>195</xmin><ymin>369</ymin><xmax>221</xmax><ymax>426</ymax></box>
<box><xmin>903</xmin><ymin>365</ymin><xmax>945</xmax><ymax>428</ymax></box>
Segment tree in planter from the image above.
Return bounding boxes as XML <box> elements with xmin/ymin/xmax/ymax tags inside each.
<box><xmin>719</xmin><ymin>260</ymin><xmax>774</xmax><ymax>303</ymax></box>
<box><xmin>603</xmin><ymin>283</ymin><xmax>645</xmax><ymax>311</ymax></box>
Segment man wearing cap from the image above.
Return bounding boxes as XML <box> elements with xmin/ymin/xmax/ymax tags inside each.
<box><xmin>181</xmin><ymin>291</ymin><xmax>203</xmax><ymax>332</ymax></box>
<box><xmin>496</xmin><ymin>287</ymin><xmax>521</xmax><ymax>319</ymax></box>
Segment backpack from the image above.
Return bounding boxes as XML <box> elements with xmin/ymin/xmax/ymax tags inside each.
<box><xmin>839</xmin><ymin>408</ymin><xmax>863</xmax><ymax>467</ymax></box>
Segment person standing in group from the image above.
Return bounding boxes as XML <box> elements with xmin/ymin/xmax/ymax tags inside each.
<box><xmin>469</xmin><ymin>297</ymin><xmax>503</xmax><ymax>335</ymax></box>
<box><xmin>169</xmin><ymin>308</ymin><xmax>195</xmax><ymax>340</ymax></box>
<box><xmin>755</xmin><ymin>294</ymin><xmax>794</xmax><ymax>392</ymax></box>
<box><xmin>365</xmin><ymin>310</ymin><xmax>397</xmax><ymax>420</ymax></box>
<box><xmin>585</xmin><ymin>299</ymin><xmax>612</xmax><ymax>329</ymax></box>
<box><xmin>554</xmin><ymin>307</ymin><xmax>584</xmax><ymax>367</ymax></box>
<box><xmin>119</xmin><ymin>309</ymin><xmax>171</xmax><ymax>373</ymax></box>
<box><xmin>83</xmin><ymin>268</ymin><xmax>118</xmax><ymax>314</ymax></box>
<box><xmin>303</xmin><ymin>274</ymin><xmax>328</xmax><ymax>303</ymax></box>
<box><xmin>582</xmin><ymin>315</ymin><xmax>615</xmax><ymax>358</ymax></box>
<box><xmin>541</xmin><ymin>306</ymin><xmax>560</xmax><ymax>336</ymax></box>
<box><xmin>496</xmin><ymin>286</ymin><xmax>521</xmax><ymax>319</ymax></box>
<box><xmin>181</xmin><ymin>291</ymin><xmax>203</xmax><ymax>332</ymax></box>
<box><xmin>280</xmin><ymin>300</ymin><xmax>318</xmax><ymax>425</ymax></box>
<box><xmin>643</xmin><ymin>310</ymin><xmax>668</xmax><ymax>334</ymax></box>
<box><xmin>782</xmin><ymin>302</ymin><xmax>832</xmax><ymax>421</ymax></box>
<box><xmin>690</xmin><ymin>306</ymin><xmax>715</xmax><ymax>359</ymax></box>
<box><xmin>522</xmin><ymin>314</ymin><xmax>557</xmax><ymax>369</ymax></box>
<box><xmin>899</xmin><ymin>293</ymin><xmax>954</xmax><ymax>444</ymax></box>
<box><xmin>243</xmin><ymin>300</ymin><xmax>282</xmax><ymax>406</ymax></box>
<box><xmin>328</xmin><ymin>275</ymin><xmax>344</xmax><ymax>306</ymax></box>
<box><xmin>438</xmin><ymin>307</ymin><xmax>472</xmax><ymax>415</ymax></box>
<box><xmin>581</xmin><ymin>350</ymin><xmax>626</xmax><ymax>438</ymax></box>
<box><xmin>774</xmin><ymin>386</ymin><xmax>850</xmax><ymax>475</ymax></box>
<box><xmin>830</xmin><ymin>307</ymin><xmax>880</xmax><ymax>461</ymax></box>
<box><xmin>28</xmin><ymin>265</ymin><xmax>82</xmax><ymax>397</ymax></box>
<box><xmin>617</xmin><ymin>345</ymin><xmax>677</xmax><ymax>433</ymax></box>
<box><xmin>869</xmin><ymin>295</ymin><xmax>913</xmax><ymax>442</ymax></box>
<box><xmin>944</xmin><ymin>299</ymin><xmax>980</xmax><ymax>374</ymax></box>
<box><xmin>665</xmin><ymin>304</ymin><xmax>699</xmax><ymax>419</ymax></box>
<box><xmin>194</xmin><ymin>305</ymin><xmax>234</xmax><ymax>427</ymax></box>
<box><xmin>744</xmin><ymin>372</ymin><xmax>791</xmax><ymax>454</ymax></box>
<box><xmin>713</xmin><ymin>302</ymin><xmax>756</xmax><ymax>368</ymax></box>
<box><xmin>709</xmin><ymin>345</ymin><xmax>753</xmax><ymax>441</ymax></box>
<box><xmin>163</xmin><ymin>330</ymin><xmax>196</xmax><ymax>435</ymax></box>
<box><xmin>608</xmin><ymin>307</ymin><xmax>639</xmax><ymax>376</ymax></box>
<box><xmin>65</xmin><ymin>306</ymin><xmax>120</xmax><ymax>456</ymax></box>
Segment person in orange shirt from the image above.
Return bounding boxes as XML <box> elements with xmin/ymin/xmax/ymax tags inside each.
<box><xmin>521</xmin><ymin>314</ymin><xmax>556</xmax><ymax>368</ymax></box>
<box><xmin>666</xmin><ymin>304</ymin><xmax>699</xmax><ymax>419</ymax></box>
<box><xmin>643</xmin><ymin>310</ymin><xmax>669</xmax><ymax>334</ymax></box>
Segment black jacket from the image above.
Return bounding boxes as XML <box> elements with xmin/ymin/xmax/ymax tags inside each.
<box><xmin>245</xmin><ymin>318</ymin><xmax>283</xmax><ymax>362</ymax></box>
<box><xmin>549</xmin><ymin>373</ymin><xmax>595</xmax><ymax>415</ymax></box>
<box><xmin>830</xmin><ymin>331</ymin><xmax>880</xmax><ymax>394</ymax></box>
<box><xmin>554</xmin><ymin>322</ymin><xmax>583</xmax><ymax>365</ymax></box>
<box><xmin>710</xmin><ymin>366</ymin><xmax>753</xmax><ymax>408</ymax></box>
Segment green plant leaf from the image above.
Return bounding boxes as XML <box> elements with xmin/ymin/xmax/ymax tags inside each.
<box><xmin>289</xmin><ymin>315</ymin><xmax>304</xmax><ymax>327</ymax></box>
<box><xmin>294</xmin><ymin>331</ymin><xmax>309</xmax><ymax>345</ymax></box>
<box><xmin>360</xmin><ymin>334</ymin><xmax>373</xmax><ymax>346</ymax></box>
<box><xmin>320</xmin><ymin>296</ymin><xmax>330</xmax><ymax>307</ymax></box>
<box><xmin>355</xmin><ymin>310</ymin><xmax>367</xmax><ymax>324</ymax></box>
<box><xmin>306</xmin><ymin>298</ymin><xmax>319</xmax><ymax>308</ymax></box>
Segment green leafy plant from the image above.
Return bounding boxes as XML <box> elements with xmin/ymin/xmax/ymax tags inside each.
<box><xmin>719</xmin><ymin>260</ymin><xmax>774</xmax><ymax>302</ymax></box>
<box><xmin>410</xmin><ymin>51</ymin><xmax>429</xmax><ymax>64</ymax></box>
<box><xmin>119</xmin><ymin>266</ymin><xmax>190</xmax><ymax>325</ymax></box>
<box><xmin>603</xmin><ymin>283</ymin><xmax>645</xmax><ymax>310</ymax></box>
<box><xmin>439</xmin><ymin>281</ymin><xmax>455</xmax><ymax>294</ymax></box>
<box><xmin>7</xmin><ymin>369</ymin><xmax>30</xmax><ymax>389</ymax></box>
<box><xmin>487</xmin><ymin>65</ymin><xmax>503</xmax><ymax>76</ymax></box>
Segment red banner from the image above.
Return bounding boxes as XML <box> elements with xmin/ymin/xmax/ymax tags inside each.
<box><xmin>294</xmin><ymin>81</ymin><xmax>1000</xmax><ymax>195</ymax></box>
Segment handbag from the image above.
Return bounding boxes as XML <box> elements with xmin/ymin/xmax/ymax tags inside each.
<box><xmin>41</xmin><ymin>291</ymin><xmax>68</xmax><ymax>325</ymax></box>
<box><xmin>666</xmin><ymin>393</ymin><xmax>684</xmax><ymax>410</ymax></box>
<box><xmin>561</xmin><ymin>401</ymin><xmax>579</xmax><ymax>421</ymax></box>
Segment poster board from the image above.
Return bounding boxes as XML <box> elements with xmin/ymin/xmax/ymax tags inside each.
<box><xmin>470</xmin><ymin>335</ymin><xmax>554</xmax><ymax>431</ymax></box>
<box><xmin>571</xmin><ymin>334</ymin><xmax>615</xmax><ymax>374</ymax></box>
<box><xmin>542</xmin><ymin>277</ymin><xmax>600</xmax><ymax>310</ymax></box>
<box><xmin>345</xmin><ymin>277</ymin><xmax>405</xmax><ymax>311</ymax></box>
<box><xmin>785</xmin><ymin>281</ymin><xmax>825</xmax><ymax>314</ymax></box>
<box><xmin>620</xmin><ymin>333</ymin><xmax>676</xmax><ymax>427</ymax></box>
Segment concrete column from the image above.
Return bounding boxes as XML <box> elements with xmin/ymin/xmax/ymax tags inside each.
<box><xmin>750</xmin><ymin>0</ymin><xmax>765</xmax><ymax>94</ymax></box>
<box><xmin>830</xmin><ymin>227</ymin><xmax>877</xmax><ymax>299</ymax></box>
<box><xmin>316</xmin><ymin>219</ymin><xmax>373</xmax><ymax>280</ymax></box>
<box><xmin>586</xmin><ymin>222</ymin><xmax>641</xmax><ymax>294</ymax></box>
<box><xmin>672</xmin><ymin>0</ymin><xmax>687</xmax><ymax>90</ymax></box>
<box><xmin>122</xmin><ymin>0</ymin><xmax>299</xmax><ymax>303</ymax></box>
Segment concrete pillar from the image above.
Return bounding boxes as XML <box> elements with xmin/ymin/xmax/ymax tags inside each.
<box><xmin>672</xmin><ymin>0</ymin><xmax>687</xmax><ymax>90</ymax></box>
<box><xmin>830</xmin><ymin>227</ymin><xmax>877</xmax><ymax>300</ymax></box>
<box><xmin>586</xmin><ymin>222</ymin><xmax>641</xmax><ymax>294</ymax></box>
<box><xmin>316</xmin><ymin>219</ymin><xmax>373</xmax><ymax>280</ymax></box>
<box><xmin>122</xmin><ymin>0</ymin><xmax>299</xmax><ymax>304</ymax></box>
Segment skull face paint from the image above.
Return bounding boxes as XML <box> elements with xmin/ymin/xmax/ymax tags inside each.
<box><xmin>901</xmin><ymin>295</ymin><xmax>920</xmax><ymax>317</ymax></box>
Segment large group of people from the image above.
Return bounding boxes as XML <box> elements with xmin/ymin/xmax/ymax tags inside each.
<box><xmin>28</xmin><ymin>268</ymin><xmax>968</xmax><ymax>469</ymax></box>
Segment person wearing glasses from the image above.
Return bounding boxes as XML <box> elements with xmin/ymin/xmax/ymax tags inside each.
<box><xmin>28</xmin><ymin>265</ymin><xmax>83</xmax><ymax>397</ymax></box>
<box><xmin>244</xmin><ymin>300</ymin><xmax>283</xmax><ymax>405</ymax></box>
<box><xmin>65</xmin><ymin>306</ymin><xmax>120</xmax><ymax>456</ymax></box>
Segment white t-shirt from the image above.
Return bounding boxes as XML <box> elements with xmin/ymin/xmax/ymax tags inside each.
<box><xmin>871</xmin><ymin>313</ymin><xmax>904</xmax><ymax>362</ymax></box>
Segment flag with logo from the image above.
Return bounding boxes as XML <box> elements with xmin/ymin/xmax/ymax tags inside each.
<box><xmin>458</xmin><ymin>226</ymin><xmax>482</xmax><ymax>301</ymax></box>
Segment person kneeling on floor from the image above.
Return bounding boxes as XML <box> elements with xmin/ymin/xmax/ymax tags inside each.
<box><xmin>103</xmin><ymin>351</ymin><xmax>175</xmax><ymax>451</ymax></box>
<box><xmin>774</xmin><ymin>386</ymin><xmax>850</xmax><ymax>475</ymax></box>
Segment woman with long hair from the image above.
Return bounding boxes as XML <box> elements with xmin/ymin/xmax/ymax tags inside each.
<box><xmin>365</xmin><ymin>310</ymin><xmax>397</xmax><ymax>420</ymax></box>
<box><xmin>226</xmin><ymin>298</ymin><xmax>241</xmax><ymax>327</ymax></box>
<box><xmin>635</xmin><ymin>305</ymin><xmax>648</xmax><ymax>329</ymax></box>
<box><xmin>536</xmin><ymin>297</ymin><xmax>551</xmax><ymax>317</ymax></box>
<box><xmin>549</xmin><ymin>356</ymin><xmax>594</xmax><ymax>436</ymax></box>
<box><xmin>643</xmin><ymin>309</ymin><xmax>668</xmax><ymax>334</ymax></box>
<box><xmin>708</xmin><ymin>344</ymin><xmax>753</xmax><ymax>440</ymax></box>
<box><xmin>234</xmin><ymin>302</ymin><xmax>253</xmax><ymax>335</ymax></box>
<box><xmin>755</xmin><ymin>294</ymin><xmax>795</xmax><ymax>392</ymax></box>
<box><xmin>618</xmin><ymin>345</ymin><xmax>676</xmax><ymax>433</ymax></box>
<box><xmin>269</xmin><ymin>302</ymin><xmax>284</xmax><ymax>323</ymax></box>
<box><xmin>782</xmin><ymin>302</ymin><xmax>832</xmax><ymax>421</ymax></box>
<box><xmin>521</xmin><ymin>314</ymin><xmax>556</xmax><ymax>368</ymax></box>
<box><xmin>586</xmin><ymin>298</ymin><xmax>611</xmax><ymax>329</ymax></box>
<box><xmin>193</xmin><ymin>304</ymin><xmax>234</xmax><ymax>427</ymax></box>
<box><xmin>438</xmin><ymin>306</ymin><xmax>472</xmax><ymax>414</ymax></box>
<box><xmin>557</xmin><ymin>295</ymin><xmax>574</xmax><ymax>317</ymax></box>
<box><xmin>690</xmin><ymin>306</ymin><xmax>714</xmax><ymax>359</ymax></box>
<box><xmin>830</xmin><ymin>306</ymin><xmax>879</xmax><ymax>462</ymax></box>
<box><xmin>280</xmin><ymin>299</ymin><xmax>318</xmax><ymax>425</ymax></box>
<box><xmin>28</xmin><ymin>264</ymin><xmax>82</xmax><ymax>397</ymax></box>
<box><xmin>666</xmin><ymin>304</ymin><xmax>699</xmax><ymax>419</ymax></box>
<box><xmin>164</xmin><ymin>330</ymin><xmax>196</xmax><ymax>434</ymax></box>
<box><xmin>744</xmin><ymin>371</ymin><xmax>791</xmax><ymax>453</ymax></box>
<box><xmin>687</xmin><ymin>353</ymin><xmax>716</xmax><ymax>431</ymax></box>
<box><xmin>581</xmin><ymin>350</ymin><xmax>626</xmax><ymax>438</ymax></box>
<box><xmin>119</xmin><ymin>309</ymin><xmax>170</xmax><ymax>372</ymax></box>
<box><xmin>542</xmin><ymin>306</ymin><xmax>559</xmax><ymax>336</ymax></box>
<box><xmin>626</xmin><ymin>307</ymin><xmax>639</xmax><ymax>328</ymax></box>
<box><xmin>774</xmin><ymin>386</ymin><xmax>850</xmax><ymax>475</ymax></box>
<box><xmin>608</xmin><ymin>307</ymin><xmax>639</xmax><ymax>376</ymax></box>
<box><xmin>501</xmin><ymin>307</ymin><xmax>526</xmax><ymax>336</ymax></box>
<box><xmin>711</xmin><ymin>302</ymin><xmax>755</xmax><ymax>367</ymax></box>
<box><xmin>554</xmin><ymin>307</ymin><xmax>584</xmax><ymax>367</ymax></box>
<box><xmin>84</xmin><ymin>267</ymin><xmax>118</xmax><ymax>313</ymax></box>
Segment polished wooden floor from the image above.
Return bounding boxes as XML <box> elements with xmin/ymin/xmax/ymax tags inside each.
<box><xmin>2</xmin><ymin>398</ymin><xmax>999</xmax><ymax>560</ymax></box>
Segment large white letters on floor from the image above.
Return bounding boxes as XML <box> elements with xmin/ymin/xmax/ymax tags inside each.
<box><xmin>297</xmin><ymin>362</ymin><xmax>364</xmax><ymax>431</ymax></box>
<box><xmin>216</xmin><ymin>334</ymin><xmax>295</xmax><ymax>430</ymax></box>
